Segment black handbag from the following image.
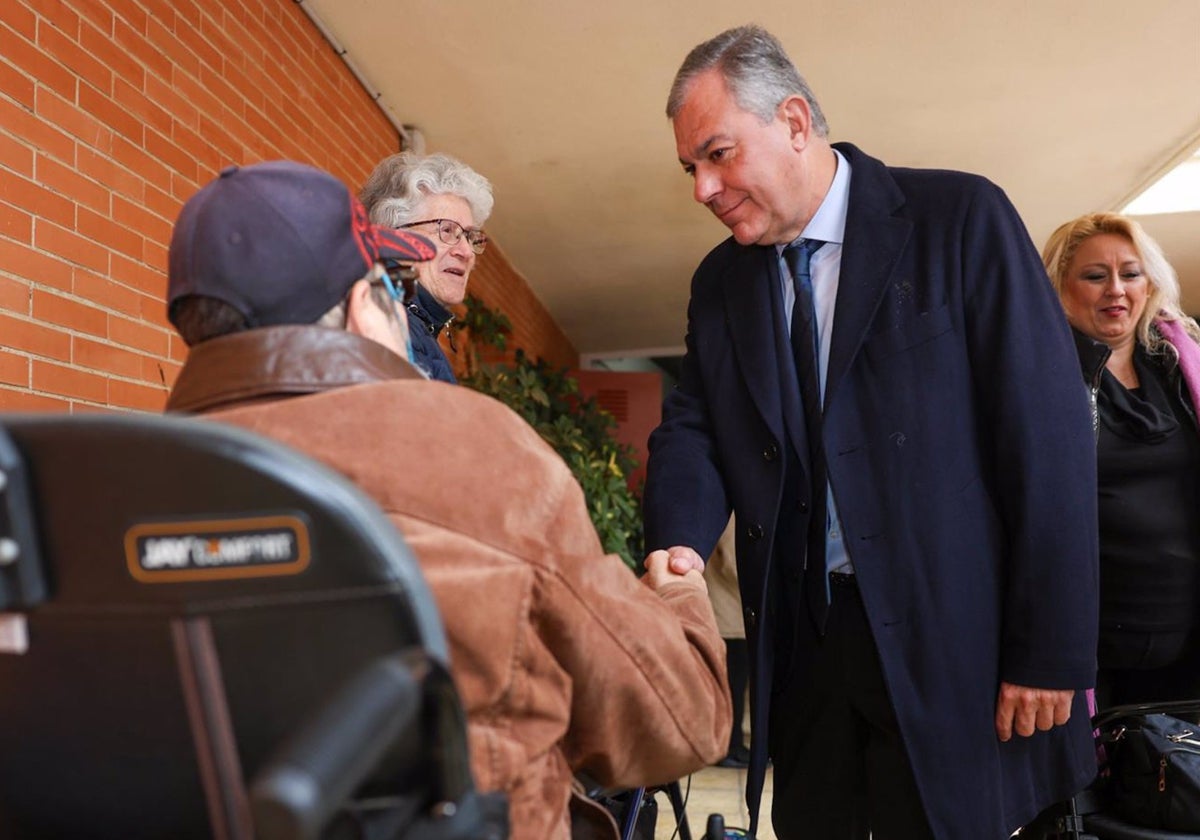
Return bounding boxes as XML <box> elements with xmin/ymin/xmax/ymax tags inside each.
<box><xmin>1101</xmin><ymin>707</ymin><xmax>1200</xmax><ymax>832</ymax></box>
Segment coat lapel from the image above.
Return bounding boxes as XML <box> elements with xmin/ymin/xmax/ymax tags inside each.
<box><xmin>825</xmin><ymin>144</ymin><xmax>912</xmax><ymax>407</ymax></box>
<box><xmin>723</xmin><ymin>246</ymin><xmax>808</xmax><ymax>461</ymax></box>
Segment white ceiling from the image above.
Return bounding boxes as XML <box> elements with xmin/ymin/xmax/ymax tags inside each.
<box><xmin>304</xmin><ymin>0</ymin><xmax>1200</xmax><ymax>356</ymax></box>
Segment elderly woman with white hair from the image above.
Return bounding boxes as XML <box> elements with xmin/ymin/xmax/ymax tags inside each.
<box><xmin>360</xmin><ymin>152</ymin><xmax>493</xmax><ymax>383</ymax></box>
<box><xmin>1043</xmin><ymin>212</ymin><xmax>1200</xmax><ymax>709</ymax></box>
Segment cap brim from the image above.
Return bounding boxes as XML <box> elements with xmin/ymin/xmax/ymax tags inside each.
<box><xmin>376</xmin><ymin>226</ymin><xmax>438</xmax><ymax>262</ymax></box>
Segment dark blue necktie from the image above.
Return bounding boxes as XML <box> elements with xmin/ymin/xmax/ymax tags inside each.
<box><xmin>783</xmin><ymin>239</ymin><xmax>830</xmax><ymax>632</ymax></box>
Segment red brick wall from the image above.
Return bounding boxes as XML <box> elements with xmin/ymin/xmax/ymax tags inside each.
<box><xmin>0</xmin><ymin>0</ymin><xmax>575</xmax><ymax>412</ymax></box>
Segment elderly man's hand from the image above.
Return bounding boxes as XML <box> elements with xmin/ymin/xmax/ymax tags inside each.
<box><xmin>642</xmin><ymin>548</ymin><xmax>707</xmax><ymax>594</ymax></box>
<box><xmin>655</xmin><ymin>545</ymin><xmax>704</xmax><ymax>575</ymax></box>
<box><xmin>994</xmin><ymin>682</ymin><xmax>1074</xmax><ymax>741</ymax></box>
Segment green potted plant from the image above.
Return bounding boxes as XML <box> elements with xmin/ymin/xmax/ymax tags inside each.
<box><xmin>453</xmin><ymin>296</ymin><xmax>644</xmax><ymax>571</ymax></box>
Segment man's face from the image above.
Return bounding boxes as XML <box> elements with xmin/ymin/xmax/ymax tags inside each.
<box><xmin>673</xmin><ymin>70</ymin><xmax>808</xmax><ymax>246</ymax></box>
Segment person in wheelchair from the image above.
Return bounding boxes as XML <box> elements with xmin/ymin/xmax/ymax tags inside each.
<box><xmin>163</xmin><ymin>160</ymin><xmax>732</xmax><ymax>840</ymax></box>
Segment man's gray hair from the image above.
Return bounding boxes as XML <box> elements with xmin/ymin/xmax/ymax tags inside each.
<box><xmin>360</xmin><ymin>152</ymin><xmax>494</xmax><ymax>228</ymax></box>
<box><xmin>666</xmin><ymin>24</ymin><xmax>828</xmax><ymax>137</ymax></box>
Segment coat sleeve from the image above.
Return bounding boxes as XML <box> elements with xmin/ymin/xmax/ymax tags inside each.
<box><xmin>642</xmin><ymin>263</ymin><xmax>733</xmax><ymax>558</ymax></box>
<box><xmin>960</xmin><ymin>181</ymin><xmax>1099</xmax><ymax>689</ymax></box>
<box><xmin>538</xmin><ymin>478</ymin><xmax>733</xmax><ymax>787</ymax></box>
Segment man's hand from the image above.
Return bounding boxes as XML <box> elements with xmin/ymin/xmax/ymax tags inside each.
<box><xmin>657</xmin><ymin>545</ymin><xmax>705</xmax><ymax>575</ymax></box>
<box><xmin>994</xmin><ymin>682</ymin><xmax>1074</xmax><ymax>741</ymax></box>
<box><xmin>642</xmin><ymin>548</ymin><xmax>706</xmax><ymax>593</ymax></box>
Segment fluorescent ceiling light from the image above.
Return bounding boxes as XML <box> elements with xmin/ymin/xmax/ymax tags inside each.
<box><xmin>1123</xmin><ymin>149</ymin><xmax>1200</xmax><ymax>215</ymax></box>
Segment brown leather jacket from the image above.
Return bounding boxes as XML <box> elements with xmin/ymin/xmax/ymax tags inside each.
<box><xmin>167</xmin><ymin>326</ymin><xmax>731</xmax><ymax>840</ymax></box>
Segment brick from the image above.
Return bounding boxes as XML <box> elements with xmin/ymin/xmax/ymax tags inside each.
<box><xmin>72</xmin><ymin>335</ymin><xmax>143</xmax><ymax>378</ymax></box>
<box><xmin>113</xmin><ymin>75</ymin><xmax>171</xmax><ymax>137</ymax></box>
<box><xmin>73</xmin><ymin>268</ymin><xmax>144</xmax><ymax>317</ymax></box>
<box><xmin>36</xmin><ymin>86</ymin><xmax>113</xmax><ymax>154</ymax></box>
<box><xmin>80</xmin><ymin>16</ymin><xmax>144</xmax><ymax>89</ymax></box>
<box><xmin>0</xmin><ymin>275</ymin><xmax>30</xmax><ymax>314</ymax></box>
<box><xmin>142</xmin><ymin>238</ymin><xmax>167</xmax><ymax>272</ymax></box>
<box><xmin>32</xmin><ymin>359</ymin><xmax>108</xmax><ymax>402</ymax></box>
<box><xmin>0</xmin><ymin>313</ymin><xmax>71</xmax><ymax>360</ymax></box>
<box><xmin>144</xmin><ymin>354</ymin><xmax>178</xmax><ymax>387</ymax></box>
<box><xmin>0</xmin><ymin>133</ymin><xmax>34</xmax><ymax>177</ymax></box>
<box><xmin>77</xmin><ymin>145</ymin><xmax>144</xmax><ymax>201</ymax></box>
<box><xmin>175</xmin><ymin>9</ymin><xmax>224</xmax><ymax>73</ymax></box>
<box><xmin>0</xmin><ymin>201</ymin><xmax>33</xmax><ymax>243</ymax></box>
<box><xmin>0</xmin><ymin>20</ymin><xmax>77</xmax><ymax>102</ymax></box>
<box><xmin>142</xmin><ymin>183</ymin><xmax>182</xmax><ymax>226</ymax></box>
<box><xmin>78</xmin><ymin>81</ymin><xmax>143</xmax><ymax>144</ymax></box>
<box><xmin>0</xmin><ymin>3</ymin><xmax>36</xmax><ymax>40</ymax></box>
<box><xmin>197</xmin><ymin>66</ymin><xmax>245</xmax><ymax>120</ymax></box>
<box><xmin>78</xmin><ymin>206</ymin><xmax>143</xmax><ymax>262</ymax></box>
<box><xmin>138</xmin><ymin>294</ymin><xmax>171</xmax><ymax>329</ymax></box>
<box><xmin>138</xmin><ymin>0</ymin><xmax>173</xmax><ymax>31</ymax></box>
<box><xmin>36</xmin><ymin>153</ymin><xmax>110</xmax><ymax>215</ymax></box>
<box><xmin>70</xmin><ymin>401</ymin><xmax>122</xmax><ymax>414</ymax></box>
<box><xmin>108</xmin><ymin>377</ymin><xmax>166</xmax><ymax>411</ymax></box>
<box><xmin>174</xmin><ymin>64</ymin><xmax>229</xmax><ymax>123</ymax></box>
<box><xmin>0</xmin><ymin>387</ymin><xmax>69</xmax><ymax>412</ymax></box>
<box><xmin>34</xmin><ymin>222</ymin><xmax>109</xmax><ymax>275</ymax></box>
<box><xmin>0</xmin><ymin>94</ymin><xmax>75</xmax><ymax>163</ymax></box>
<box><xmin>195</xmin><ymin>113</ymin><xmax>241</xmax><ymax>164</ymax></box>
<box><xmin>108</xmin><ymin>312</ymin><xmax>169</xmax><ymax>356</ymax></box>
<box><xmin>0</xmin><ymin>55</ymin><xmax>35</xmax><ymax>108</ymax></box>
<box><xmin>112</xmin><ymin>194</ymin><xmax>172</xmax><ymax>245</ymax></box>
<box><xmin>109</xmin><ymin>134</ymin><xmax>170</xmax><ymax>193</ymax></box>
<box><xmin>38</xmin><ymin>18</ymin><xmax>114</xmax><ymax>98</ymax></box>
<box><xmin>168</xmin><ymin>332</ymin><xmax>189</xmax><ymax>363</ymax></box>
<box><xmin>0</xmin><ymin>238</ymin><xmax>73</xmax><ymax>291</ymax></box>
<box><xmin>144</xmin><ymin>126</ymin><xmax>197</xmax><ymax>184</ymax></box>
<box><xmin>0</xmin><ymin>349</ymin><xmax>30</xmax><ymax>386</ymax></box>
<box><xmin>0</xmin><ymin>167</ymin><xmax>75</xmax><ymax>228</ymax></box>
<box><xmin>73</xmin><ymin>0</ymin><xmax>114</xmax><ymax>35</ymax></box>
<box><xmin>113</xmin><ymin>16</ymin><xmax>172</xmax><ymax>84</ymax></box>
<box><xmin>109</xmin><ymin>252</ymin><xmax>164</xmax><ymax>297</ymax></box>
<box><xmin>147</xmin><ymin>17</ymin><xmax>197</xmax><ymax>81</ymax></box>
<box><xmin>144</xmin><ymin>72</ymin><xmax>197</xmax><ymax>130</ymax></box>
<box><xmin>26</xmin><ymin>0</ymin><xmax>80</xmax><ymax>38</ymax></box>
<box><xmin>31</xmin><ymin>288</ymin><xmax>107</xmax><ymax>337</ymax></box>
<box><xmin>171</xmin><ymin>118</ymin><xmax>222</xmax><ymax>173</ymax></box>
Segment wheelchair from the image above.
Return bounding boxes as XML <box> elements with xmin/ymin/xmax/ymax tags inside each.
<box><xmin>0</xmin><ymin>412</ymin><xmax>506</xmax><ymax>839</ymax></box>
<box><xmin>1020</xmin><ymin>699</ymin><xmax>1200</xmax><ymax>840</ymax></box>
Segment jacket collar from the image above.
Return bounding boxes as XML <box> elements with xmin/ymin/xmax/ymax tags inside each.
<box><xmin>408</xmin><ymin>285</ymin><xmax>455</xmax><ymax>336</ymax></box>
<box><xmin>166</xmin><ymin>325</ymin><xmax>424</xmax><ymax>414</ymax></box>
<box><xmin>1071</xmin><ymin>326</ymin><xmax>1111</xmax><ymax>388</ymax></box>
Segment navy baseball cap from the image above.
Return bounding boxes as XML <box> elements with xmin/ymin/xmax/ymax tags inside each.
<box><xmin>167</xmin><ymin>160</ymin><xmax>437</xmax><ymax>327</ymax></box>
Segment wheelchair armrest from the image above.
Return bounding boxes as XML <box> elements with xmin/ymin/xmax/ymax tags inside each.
<box><xmin>0</xmin><ymin>425</ymin><xmax>47</xmax><ymax>611</ymax></box>
<box><xmin>249</xmin><ymin>651</ymin><xmax>427</xmax><ymax>840</ymax></box>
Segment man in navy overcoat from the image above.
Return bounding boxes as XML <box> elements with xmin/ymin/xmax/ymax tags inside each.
<box><xmin>644</xmin><ymin>25</ymin><xmax>1099</xmax><ymax>840</ymax></box>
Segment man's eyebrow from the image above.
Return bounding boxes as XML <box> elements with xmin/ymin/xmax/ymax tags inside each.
<box><xmin>679</xmin><ymin>134</ymin><xmax>725</xmax><ymax>165</ymax></box>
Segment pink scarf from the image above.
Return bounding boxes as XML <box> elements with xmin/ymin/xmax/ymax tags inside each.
<box><xmin>1155</xmin><ymin>317</ymin><xmax>1200</xmax><ymax>409</ymax></box>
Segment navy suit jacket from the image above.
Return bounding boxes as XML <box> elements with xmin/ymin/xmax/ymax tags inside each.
<box><xmin>643</xmin><ymin>143</ymin><xmax>1099</xmax><ymax>839</ymax></box>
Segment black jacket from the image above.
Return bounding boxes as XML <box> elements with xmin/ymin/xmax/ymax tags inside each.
<box><xmin>406</xmin><ymin>285</ymin><xmax>457</xmax><ymax>384</ymax></box>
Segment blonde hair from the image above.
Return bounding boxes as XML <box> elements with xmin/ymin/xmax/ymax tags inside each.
<box><xmin>1041</xmin><ymin>212</ymin><xmax>1200</xmax><ymax>359</ymax></box>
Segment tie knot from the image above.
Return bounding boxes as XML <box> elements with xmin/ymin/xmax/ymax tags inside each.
<box><xmin>784</xmin><ymin>238</ymin><xmax>824</xmax><ymax>283</ymax></box>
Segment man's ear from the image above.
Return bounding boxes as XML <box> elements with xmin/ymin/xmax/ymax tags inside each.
<box><xmin>343</xmin><ymin>278</ymin><xmax>377</xmax><ymax>337</ymax></box>
<box><xmin>781</xmin><ymin>95</ymin><xmax>812</xmax><ymax>151</ymax></box>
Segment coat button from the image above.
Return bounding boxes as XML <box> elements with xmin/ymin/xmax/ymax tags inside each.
<box><xmin>746</xmin><ymin>523</ymin><xmax>764</xmax><ymax>541</ymax></box>
<box><xmin>797</xmin><ymin>499</ymin><xmax>809</xmax><ymax>513</ymax></box>
<box><xmin>762</xmin><ymin>442</ymin><xmax>779</xmax><ymax>461</ymax></box>
<box><xmin>743</xmin><ymin>607</ymin><xmax>757</xmax><ymax>629</ymax></box>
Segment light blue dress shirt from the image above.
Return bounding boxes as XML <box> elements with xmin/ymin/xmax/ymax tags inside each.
<box><xmin>775</xmin><ymin>148</ymin><xmax>854</xmax><ymax>580</ymax></box>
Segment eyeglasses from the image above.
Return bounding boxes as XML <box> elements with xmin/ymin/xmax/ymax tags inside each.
<box><xmin>377</xmin><ymin>260</ymin><xmax>418</xmax><ymax>306</ymax></box>
<box><xmin>399</xmin><ymin>218</ymin><xmax>488</xmax><ymax>255</ymax></box>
